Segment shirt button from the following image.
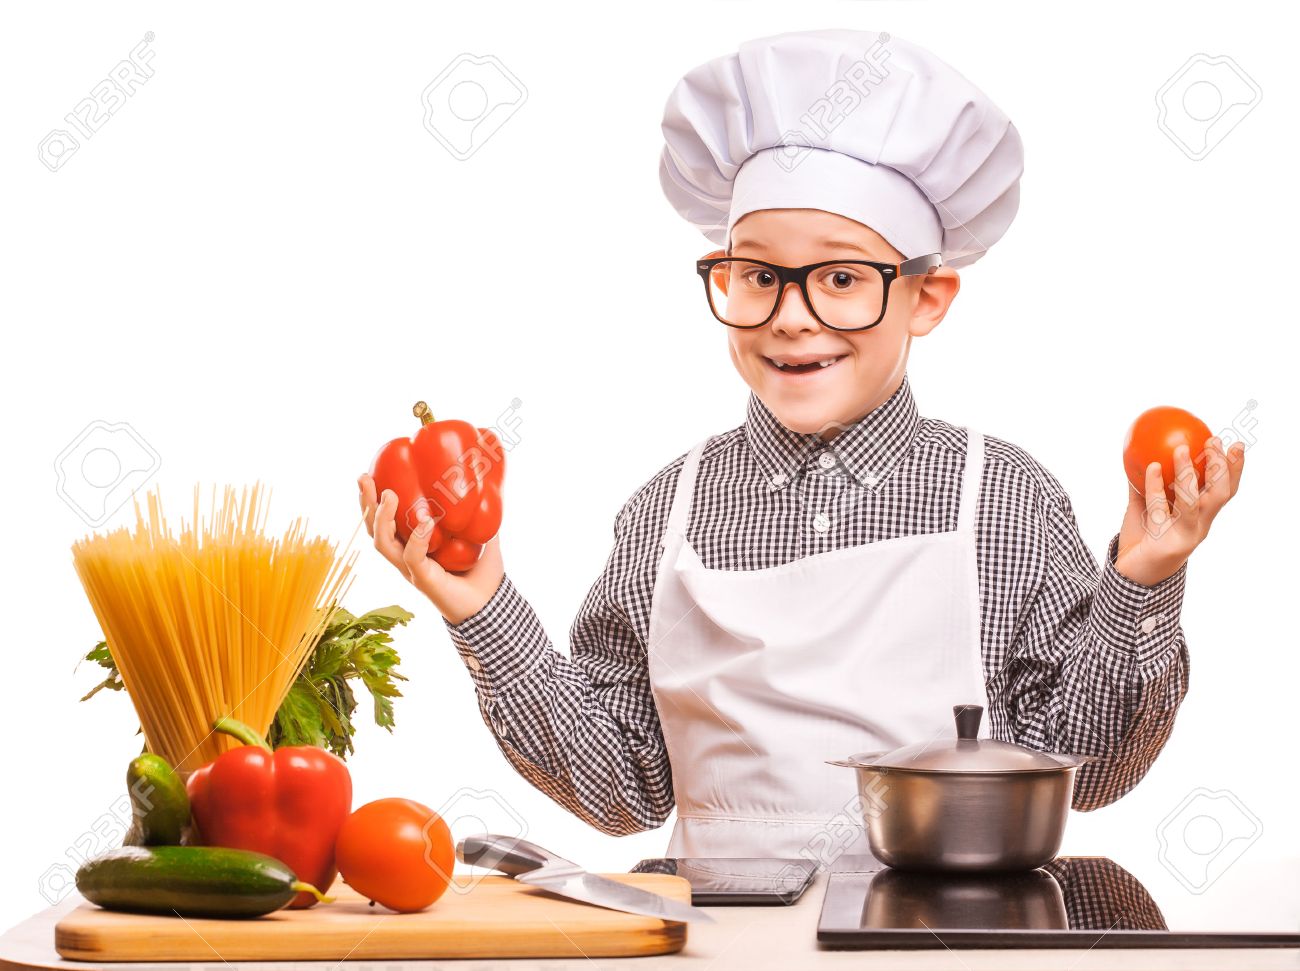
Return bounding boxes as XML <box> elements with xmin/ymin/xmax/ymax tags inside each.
<box><xmin>817</xmin><ymin>452</ymin><xmax>837</xmax><ymax>471</ymax></box>
<box><xmin>863</xmin><ymin>474</ymin><xmax>878</xmax><ymax>487</ymax></box>
<box><xmin>1139</xmin><ymin>617</ymin><xmax>1158</xmax><ymax>634</ymax></box>
<box><xmin>771</xmin><ymin>473</ymin><xmax>789</xmax><ymax>488</ymax></box>
<box><xmin>466</xmin><ymin>655</ymin><xmax>483</xmax><ymax>672</ymax></box>
<box><xmin>812</xmin><ymin>512</ymin><xmax>832</xmax><ymax>533</ymax></box>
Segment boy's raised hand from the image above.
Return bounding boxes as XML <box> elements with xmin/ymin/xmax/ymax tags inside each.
<box><xmin>358</xmin><ymin>473</ymin><xmax>505</xmax><ymax>625</ymax></box>
<box><xmin>1114</xmin><ymin>435</ymin><xmax>1245</xmax><ymax>587</ymax></box>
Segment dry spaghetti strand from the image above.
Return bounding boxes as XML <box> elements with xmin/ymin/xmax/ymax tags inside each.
<box><xmin>71</xmin><ymin>484</ymin><xmax>355</xmax><ymax>773</ymax></box>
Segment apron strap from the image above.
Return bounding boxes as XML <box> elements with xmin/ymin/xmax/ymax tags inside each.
<box><xmin>662</xmin><ymin>438</ymin><xmax>709</xmax><ymax>545</ymax></box>
<box><xmin>957</xmin><ymin>428</ymin><xmax>984</xmax><ymax>533</ymax></box>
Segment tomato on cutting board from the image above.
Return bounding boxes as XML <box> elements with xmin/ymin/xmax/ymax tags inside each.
<box><xmin>335</xmin><ymin>798</ymin><xmax>455</xmax><ymax>913</ymax></box>
<box><xmin>1122</xmin><ymin>406</ymin><xmax>1212</xmax><ymax>504</ymax></box>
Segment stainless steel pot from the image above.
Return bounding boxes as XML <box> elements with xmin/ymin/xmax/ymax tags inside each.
<box><xmin>828</xmin><ymin>704</ymin><xmax>1094</xmax><ymax>872</ymax></box>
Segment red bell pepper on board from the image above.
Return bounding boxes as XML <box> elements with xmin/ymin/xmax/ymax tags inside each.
<box><xmin>186</xmin><ymin>717</ymin><xmax>352</xmax><ymax>909</ymax></box>
<box><xmin>370</xmin><ymin>401</ymin><xmax>506</xmax><ymax>573</ymax></box>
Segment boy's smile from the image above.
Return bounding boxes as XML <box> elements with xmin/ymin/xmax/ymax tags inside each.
<box><xmin>764</xmin><ymin>352</ymin><xmax>848</xmax><ymax>375</ymax></box>
<box><xmin>723</xmin><ymin>208</ymin><xmax>960</xmax><ymax>440</ymax></box>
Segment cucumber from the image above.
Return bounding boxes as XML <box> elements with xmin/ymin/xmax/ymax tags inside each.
<box><xmin>123</xmin><ymin>754</ymin><xmax>191</xmax><ymax>846</ymax></box>
<box><xmin>76</xmin><ymin>846</ymin><xmax>327</xmax><ymax>918</ymax></box>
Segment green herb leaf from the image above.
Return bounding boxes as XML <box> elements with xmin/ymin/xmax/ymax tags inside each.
<box><xmin>266</xmin><ymin>680</ymin><xmax>329</xmax><ymax>750</ymax></box>
<box><xmin>78</xmin><ymin>641</ymin><xmax>126</xmax><ymax>701</ymax></box>
<box><xmin>82</xmin><ymin>604</ymin><xmax>414</xmax><ymax>759</ymax></box>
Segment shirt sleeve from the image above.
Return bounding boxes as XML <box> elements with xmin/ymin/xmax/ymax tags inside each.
<box><xmin>1004</xmin><ymin>492</ymin><xmax>1191</xmax><ymax>811</ymax></box>
<box><xmin>441</xmin><ymin>497</ymin><xmax>674</xmax><ymax>836</ymax></box>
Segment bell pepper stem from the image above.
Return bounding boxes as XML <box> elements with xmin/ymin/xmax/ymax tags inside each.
<box><xmin>211</xmin><ymin>716</ymin><xmax>273</xmax><ymax>751</ymax></box>
<box><xmin>291</xmin><ymin>881</ymin><xmax>333</xmax><ymax>904</ymax></box>
<box><xmin>413</xmin><ymin>401</ymin><xmax>435</xmax><ymax>426</ymax></box>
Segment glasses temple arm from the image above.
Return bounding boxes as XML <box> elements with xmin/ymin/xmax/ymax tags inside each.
<box><xmin>898</xmin><ymin>253</ymin><xmax>943</xmax><ymax>277</ymax></box>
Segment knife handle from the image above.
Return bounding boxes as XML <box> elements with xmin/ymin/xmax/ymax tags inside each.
<box><xmin>457</xmin><ymin>834</ymin><xmax>556</xmax><ymax>875</ymax></box>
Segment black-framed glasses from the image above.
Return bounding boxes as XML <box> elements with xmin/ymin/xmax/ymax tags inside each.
<box><xmin>696</xmin><ymin>253</ymin><xmax>942</xmax><ymax>332</ymax></box>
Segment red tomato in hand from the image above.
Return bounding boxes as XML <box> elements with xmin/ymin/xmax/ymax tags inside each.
<box><xmin>335</xmin><ymin>798</ymin><xmax>455</xmax><ymax>913</ymax></box>
<box><xmin>1122</xmin><ymin>406</ymin><xmax>1212</xmax><ymax>504</ymax></box>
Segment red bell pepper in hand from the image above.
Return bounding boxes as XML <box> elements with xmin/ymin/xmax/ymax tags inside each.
<box><xmin>186</xmin><ymin>717</ymin><xmax>352</xmax><ymax>909</ymax></box>
<box><xmin>370</xmin><ymin>401</ymin><xmax>506</xmax><ymax>573</ymax></box>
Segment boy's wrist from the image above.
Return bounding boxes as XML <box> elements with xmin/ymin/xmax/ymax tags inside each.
<box><xmin>439</xmin><ymin>568</ymin><xmax>507</xmax><ymax>626</ymax></box>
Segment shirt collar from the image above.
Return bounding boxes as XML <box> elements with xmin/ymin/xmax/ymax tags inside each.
<box><xmin>743</xmin><ymin>373</ymin><xmax>922</xmax><ymax>490</ymax></box>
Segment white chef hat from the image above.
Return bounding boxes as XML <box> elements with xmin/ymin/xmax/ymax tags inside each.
<box><xmin>659</xmin><ymin>28</ymin><xmax>1024</xmax><ymax>268</ymax></box>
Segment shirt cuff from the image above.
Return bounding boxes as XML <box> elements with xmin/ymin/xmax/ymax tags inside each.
<box><xmin>1091</xmin><ymin>532</ymin><xmax>1188</xmax><ymax>665</ymax></box>
<box><xmin>443</xmin><ymin>573</ymin><xmax>550</xmax><ymax>695</ymax></box>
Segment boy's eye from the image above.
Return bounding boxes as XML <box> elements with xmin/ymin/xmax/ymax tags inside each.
<box><xmin>819</xmin><ymin>267</ymin><xmax>862</xmax><ymax>291</ymax></box>
<box><xmin>740</xmin><ymin>268</ymin><xmax>777</xmax><ymax>288</ymax></box>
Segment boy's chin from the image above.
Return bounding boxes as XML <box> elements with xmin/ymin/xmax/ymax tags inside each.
<box><xmin>763</xmin><ymin>396</ymin><xmax>858</xmax><ymax>437</ymax></box>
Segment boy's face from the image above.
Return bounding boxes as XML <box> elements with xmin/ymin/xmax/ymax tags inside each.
<box><xmin>724</xmin><ymin>209</ymin><xmax>960</xmax><ymax>439</ymax></box>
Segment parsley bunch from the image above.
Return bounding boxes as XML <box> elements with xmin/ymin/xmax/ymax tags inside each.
<box><xmin>79</xmin><ymin>604</ymin><xmax>413</xmax><ymax>760</ymax></box>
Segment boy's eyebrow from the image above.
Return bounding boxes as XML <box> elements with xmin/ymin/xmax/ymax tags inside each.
<box><xmin>731</xmin><ymin>238</ymin><xmax>884</xmax><ymax>258</ymax></box>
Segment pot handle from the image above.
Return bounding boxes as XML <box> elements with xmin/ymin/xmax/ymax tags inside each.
<box><xmin>954</xmin><ymin>704</ymin><xmax>984</xmax><ymax>739</ymax></box>
<box><xmin>825</xmin><ymin>751</ymin><xmax>888</xmax><ymax>768</ymax></box>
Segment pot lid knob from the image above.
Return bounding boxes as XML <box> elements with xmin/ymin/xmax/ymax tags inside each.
<box><xmin>954</xmin><ymin>704</ymin><xmax>983</xmax><ymax>740</ymax></box>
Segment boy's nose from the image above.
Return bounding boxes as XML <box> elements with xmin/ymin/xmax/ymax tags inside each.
<box><xmin>769</xmin><ymin>283</ymin><xmax>821</xmax><ymax>336</ymax></box>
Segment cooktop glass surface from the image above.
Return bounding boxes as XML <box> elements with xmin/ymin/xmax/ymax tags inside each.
<box><xmin>817</xmin><ymin>855</ymin><xmax>1300</xmax><ymax>949</ymax></box>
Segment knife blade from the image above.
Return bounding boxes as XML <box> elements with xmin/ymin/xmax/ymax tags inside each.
<box><xmin>457</xmin><ymin>833</ymin><xmax>715</xmax><ymax>924</ymax></box>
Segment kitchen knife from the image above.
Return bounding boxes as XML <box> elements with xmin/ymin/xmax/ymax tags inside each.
<box><xmin>457</xmin><ymin>834</ymin><xmax>715</xmax><ymax>924</ymax></box>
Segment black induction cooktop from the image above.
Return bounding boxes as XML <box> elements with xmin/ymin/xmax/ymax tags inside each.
<box><xmin>817</xmin><ymin>854</ymin><xmax>1300</xmax><ymax>949</ymax></box>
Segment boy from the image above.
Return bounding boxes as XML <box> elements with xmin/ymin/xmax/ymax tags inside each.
<box><xmin>359</xmin><ymin>28</ymin><xmax>1244</xmax><ymax>857</ymax></box>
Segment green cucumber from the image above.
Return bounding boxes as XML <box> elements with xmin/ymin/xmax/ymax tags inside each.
<box><xmin>75</xmin><ymin>846</ymin><xmax>328</xmax><ymax>918</ymax></box>
<box><xmin>123</xmin><ymin>754</ymin><xmax>191</xmax><ymax>846</ymax></box>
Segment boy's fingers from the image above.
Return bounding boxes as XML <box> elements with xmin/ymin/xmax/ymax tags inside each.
<box><xmin>1171</xmin><ymin>444</ymin><xmax>1199</xmax><ymax>520</ymax></box>
<box><xmin>1144</xmin><ymin>461</ymin><xmax>1174</xmax><ymax>529</ymax></box>
<box><xmin>1121</xmin><ymin>478</ymin><xmax>1145</xmax><ymax>538</ymax></box>
<box><xmin>402</xmin><ymin>512</ymin><xmax>448</xmax><ymax>592</ymax></box>
<box><xmin>402</xmin><ymin>511</ymin><xmax>434</xmax><ymax>572</ymax></box>
<box><xmin>1126</xmin><ymin>475</ymin><xmax>1145</xmax><ymax>510</ymax></box>
<box><xmin>358</xmin><ymin>474</ymin><xmax>378</xmax><ymax>535</ymax></box>
<box><xmin>372</xmin><ymin>490</ymin><xmax>407</xmax><ymax>569</ymax></box>
<box><xmin>1226</xmin><ymin>441</ymin><xmax>1246</xmax><ymax>495</ymax></box>
<box><xmin>1201</xmin><ymin>437</ymin><xmax>1230</xmax><ymax>510</ymax></box>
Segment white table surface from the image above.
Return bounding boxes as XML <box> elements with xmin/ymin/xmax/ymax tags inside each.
<box><xmin>4</xmin><ymin>875</ymin><xmax>1300</xmax><ymax>971</ymax></box>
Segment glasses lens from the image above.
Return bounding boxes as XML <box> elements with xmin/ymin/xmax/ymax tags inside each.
<box><xmin>807</xmin><ymin>264</ymin><xmax>886</xmax><ymax>330</ymax></box>
<box><xmin>707</xmin><ymin>260</ymin><xmax>780</xmax><ymax>327</ymax></box>
<box><xmin>706</xmin><ymin>260</ymin><xmax>887</xmax><ymax>329</ymax></box>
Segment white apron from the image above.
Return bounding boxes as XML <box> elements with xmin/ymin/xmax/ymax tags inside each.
<box><xmin>646</xmin><ymin>427</ymin><xmax>989</xmax><ymax>858</ymax></box>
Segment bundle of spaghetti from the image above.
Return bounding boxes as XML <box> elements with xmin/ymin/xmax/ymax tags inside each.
<box><xmin>71</xmin><ymin>484</ymin><xmax>355</xmax><ymax>773</ymax></box>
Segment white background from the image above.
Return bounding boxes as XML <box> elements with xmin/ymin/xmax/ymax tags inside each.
<box><xmin>2</xmin><ymin>0</ymin><xmax>1296</xmax><ymax>935</ymax></box>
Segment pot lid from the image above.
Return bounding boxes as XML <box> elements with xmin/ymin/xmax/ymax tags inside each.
<box><xmin>832</xmin><ymin>705</ymin><xmax>1092</xmax><ymax>773</ymax></box>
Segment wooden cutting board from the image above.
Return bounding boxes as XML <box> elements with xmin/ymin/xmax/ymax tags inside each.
<box><xmin>55</xmin><ymin>874</ymin><xmax>692</xmax><ymax>961</ymax></box>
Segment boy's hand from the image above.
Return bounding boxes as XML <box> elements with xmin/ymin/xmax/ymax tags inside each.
<box><xmin>1114</xmin><ymin>436</ymin><xmax>1245</xmax><ymax>587</ymax></box>
<box><xmin>358</xmin><ymin>473</ymin><xmax>505</xmax><ymax>625</ymax></box>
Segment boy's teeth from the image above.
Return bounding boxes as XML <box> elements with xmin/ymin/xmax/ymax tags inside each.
<box><xmin>774</xmin><ymin>357</ymin><xmax>838</xmax><ymax>370</ymax></box>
